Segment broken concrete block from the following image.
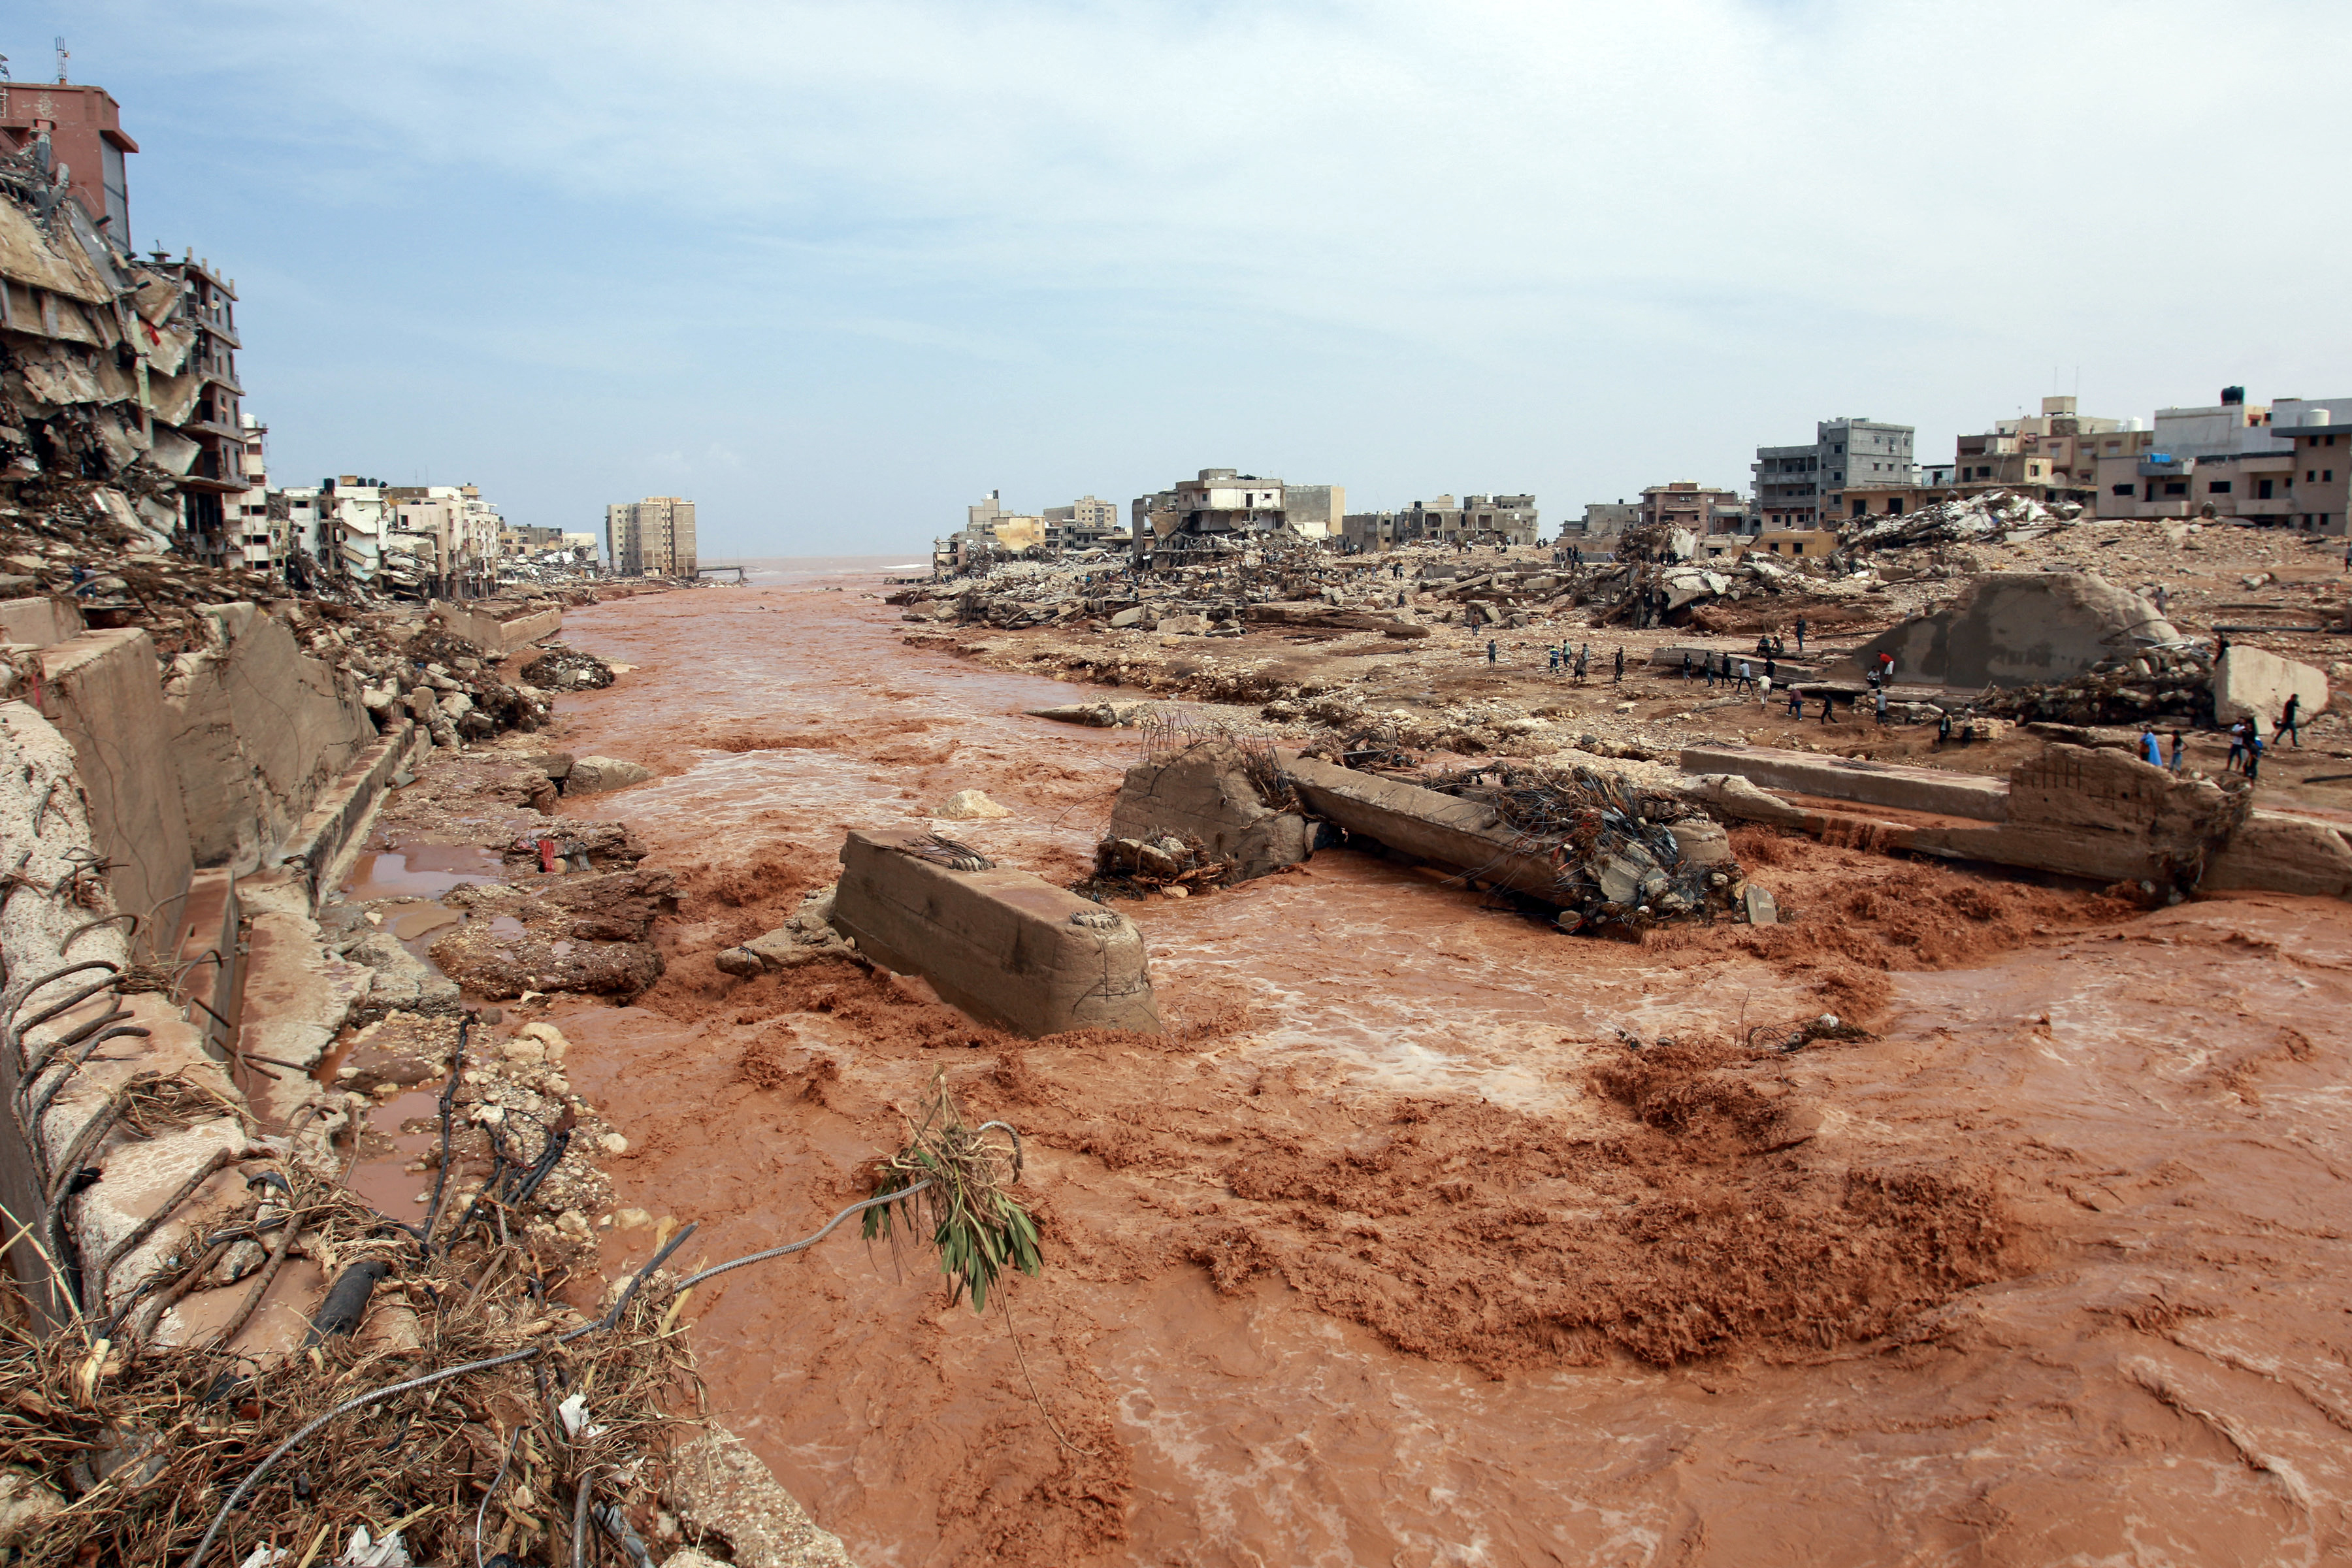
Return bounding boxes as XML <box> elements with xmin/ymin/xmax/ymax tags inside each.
<box><xmin>2203</xmin><ymin>809</ymin><xmax>2352</xmax><ymax>898</ymax></box>
<box><xmin>1026</xmin><ymin>702</ymin><xmax>1119</xmax><ymax>727</ymax></box>
<box><xmin>1666</xmin><ymin>818</ymin><xmax>1733</xmax><ymax>866</ymax></box>
<box><xmin>830</xmin><ymin>829</ymin><xmax>1162</xmax><ymax>1036</ymax></box>
<box><xmin>936</xmin><ymin>789</ymin><xmax>1012</xmax><ymax>819</ymax></box>
<box><xmin>1156</xmin><ymin>613</ymin><xmax>1212</xmax><ymax>636</ymax></box>
<box><xmin>2213</xmin><ymin>644</ymin><xmax>2328</xmax><ymax>730</ymax></box>
<box><xmin>1108</xmin><ymin>606</ymin><xmax>1149</xmax><ymax>629</ymax></box>
<box><xmin>1107</xmin><ymin>741</ymin><xmax>1313</xmax><ymax>882</ymax></box>
<box><xmin>566</xmin><ymin>756</ymin><xmax>654</xmax><ymax>793</ymax></box>
<box><xmin>0</xmin><ymin>595</ymin><xmax>82</xmax><ymax>648</ymax></box>
<box><xmin>1743</xmin><ymin>884</ymin><xmax>1778</xmax><ymax>924</ymax></box>
<box><xmin>1842</xmin><ymin>574</ymin><xmax>2176</xmax><ymax>689</ymax></box>
<box><xmin>1680</xmin><ymin>744</ymin><xmax>2010</xmax><ymax>821</ymax></box>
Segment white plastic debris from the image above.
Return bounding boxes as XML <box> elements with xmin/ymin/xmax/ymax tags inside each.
<box><xmin>336</xmin><ymin>1526</ymin><xmax>412</xmax><ymax>1567</ymax></box>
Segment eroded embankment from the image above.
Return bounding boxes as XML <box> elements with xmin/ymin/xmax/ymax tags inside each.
<box><xmin>516</xmin><ymin>570</ymin><xmax>2352</xmax><ymax>1568</ymax></box>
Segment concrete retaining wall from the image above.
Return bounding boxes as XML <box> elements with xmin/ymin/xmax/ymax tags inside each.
<box><xmin>434</xmin><ymin>598</ymin><xmax>562</xmax><ymax>657</ymax></box>
<box><xmin>831</xmin><ymin>829</ymin><xmax>1163</xmax><ymax>1036</ymax></box>
<box><xmin>35</xmin><ymin>628</ymin><xmax>192</xmax><ymax>956</ymax></box>
<box><xmin>166</xmin><ymin>604</ymin><xmax>379</xmax><ymax>868</ymax></box>
<box><xmin>280</xmin><ymin>721</ymin><xmax>432</xmax><ymax>907</ymax></box>
<box><xmin>0</xmin><ymin>596</ymin><xmax>84</xmax><ymax>648</ymax></box>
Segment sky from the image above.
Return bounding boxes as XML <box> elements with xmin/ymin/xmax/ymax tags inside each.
<box><xmin>18</xmin><ymin>2</ymin><xmax>2352</xmax><ymax>557</ymax></box>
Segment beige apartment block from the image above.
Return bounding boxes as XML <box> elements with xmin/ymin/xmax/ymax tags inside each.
<box><xmin>606</xmin><ymin>496</ymin><xmax>698</xmax><ymax>577</ymax></box>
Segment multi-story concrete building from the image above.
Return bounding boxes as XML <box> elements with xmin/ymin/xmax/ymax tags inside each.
<box><xmin>1041</xmin><ymin>495</ymin><xmax>1124</xmax><ymax>551</ymax></box>
<box><xmin>2271</xmin><ymin>400</ymin><xmax>2352</xmax><ymax>535</ymax></box>
<box><xmin>155</xmin><ymin>255</ymin><xmax>248</xmax><ymax>563</ymax></box>
<box><xmin>1132</xmin><ymin>469</ymin><xmax>1285</xmax><ymax>559</ymax></box>
<box><xmin>230</xmin><ymin>415</ymin><xmax>274</xmax><ymax>572</ymax></box>
<box><xmin>1566</xmin><ymin>501</ymin><xmax>1639</xmax><ymax>544</ymax></box>
<box><xmin>387</xmin><ymin>484</ymin><xmax>504</xmax><ymax>596</ymax></box>
<box><xmin>1282</xmin><ymin>485</ymin><xmax>1347</xmax><ymax>541</ymax></box>
<box><xmin>1345</xmin><ymin>493</ymin><xmax>1539</xmax><ymax>549</ymax></box>
<box><xmin>2083</xmin><ymin>389</ymin><xmax>2328</xmax><ymax>525</ymax></box>
<box><xmin>1756</xmin><ymin>418</ymin><xmax>1916</xmax><ymax>527</ymax></box>
<box><xmin>1638</xmin><ymin>482</ymin><xmax>1745</xmax><ymax>537</ymax></box>
<box><xmin>0</xmin><ymin>79</ymin><xmax>136</xmax><ymax>244</ymax></box>
<box><xmin>607</xmin><ymin>496</ymin><xmax>698</xmax><ymax>577</ymax></box>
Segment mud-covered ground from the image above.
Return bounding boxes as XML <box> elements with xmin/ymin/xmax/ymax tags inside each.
<box><xmin>397</xmin><ymin>564</ymin><xmax>2352</xmax><ymax>1568</ymax></box>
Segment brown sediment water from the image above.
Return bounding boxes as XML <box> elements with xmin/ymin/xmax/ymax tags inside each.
<box><xmin>338</xmin><ymin>843</ymin><xmax>506</xmax><ymax>901</ymax></box>
<box><xmin>534</xmin><ymin>563</ymin><xmax>2352</xmax><ymax>1567</ymax></box>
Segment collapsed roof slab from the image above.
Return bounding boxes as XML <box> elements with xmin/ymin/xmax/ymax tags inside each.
<box><xmin>1842</xmin><ymin>574</ymin><xmax>2179</xmax><ymax>689</ymax></box>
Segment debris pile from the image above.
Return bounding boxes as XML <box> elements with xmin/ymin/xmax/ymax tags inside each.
<box><xmin>1841</xmin><ymin>490</ymin><xmax>2081</xmax><ymax>552</ymax></box>
<box><xmin>1421</xmin><ymin>762</ymin><xmax>1748</xmax><ymax>934</ymax></box>
<box><xmin>1980</xmin><ymin>664</ymin><xmax>2217</xmax><ymax>728</ymax></box>
<box><xmin>1081</xmin><ymin>828</ymin><xmax>1233</xmax><ymax>900</ymax></box>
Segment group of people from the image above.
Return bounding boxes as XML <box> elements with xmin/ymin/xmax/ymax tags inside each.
<box><xmin>1528</xmin><ymin>640</ymin><xmax>1624</xmax><ymax>683</ymax></box>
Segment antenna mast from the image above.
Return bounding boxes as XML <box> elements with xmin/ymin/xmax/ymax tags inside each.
<box><xmin>55</xmin><ymin>37</ymin><xmax>69</xmax><ymax>84</ymax></box>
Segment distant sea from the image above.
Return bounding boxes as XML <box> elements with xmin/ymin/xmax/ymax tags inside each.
<box><xmin>706</xmin><ymin>555</ymin><xmax>928</xmax><ymax>585</ymax></box>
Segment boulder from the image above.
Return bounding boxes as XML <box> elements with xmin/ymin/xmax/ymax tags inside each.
<box><xmin>1840</xmin><ymin>574</ymin><xmax>2176</xmax><ymax>689</ymax></box>
<box><xmin>2213</xmin><ymin>644</ymin><xmax>2328</xmax><ymax>730</ymax></box>
<box><xmin>566</xmin><ymin>756</ymin><xmax>653</xmax><ymax>793</ymax></box>
<box><xmin>1108</xmin><ymin>606</ymin><xmax>1149</xmax><ymax>629</ymax></box>
<box><xmin>936</xmin><ymin>789</ymin><xmax>1012</xmax><ymax>819</ymax></box>
<box><xmin>1743</xmin><ymin>884</ymin><xmax>1779</xmax><ymax>925</ymax></box>
<box><xmin>1156</xmin><ymin>613</ymin><xmax>1213</xmax><ymax>636</ymax></box>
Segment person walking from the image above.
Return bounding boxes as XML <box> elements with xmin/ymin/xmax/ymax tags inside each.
<box><xmin>1936</xmin><ymin>711</ymin><xmax>1953</xmax><ymax>745</ymax></box>
<box><xmin>1734</xmin><ymin>659</ymin><xmax>1754</xmax><ymax>695</ymax></box>
<box><xmin>1874</xmin><ymin>685</ymin><xmax>1889</xmax><ymax>725</ymax></box>
<box><xmin>1795</xmin><ymin>617</ymin><xmax>1808</xmax><ymax>653</ymax></box>
<box><xmin>1681</xmin><ymin>651</ymin><xmax>1693</xmax><ymax>682</ymax></box>
<box><xmin>2169</xmin><ymin>728</ymin><xmax>2187</xmax><ymax>772</ymax></box>
<box><xmin>1487</xmin><ymin>638</ymin><xmax>1498</xmax><ymax>665</ymax></box>
<box><xmin>2246</xmin><ymin>727</ymin><xmax>2265</xmax><ymax>783</ymax></box>
<box><xmin>1786</xmin><ymin>685</ymin><xmax>1805</xmax><ymax>719</ymax></box>
<box><xmin>2139</xmin><ymin>727</ymin><xmax>2162</xmax><ymax>767</ymax></box>
<box><xmin>1704</xmin><ymin>654</ymin><xmax>1716</xmax><ymax>689</ymax></box>
<box><xmin>2281</xmin><ymin>692</ymin><xmax>2302</xmax><ymax>747</ymax></box>
<box><xmin>1575</xmin><ymin>646</ymin><xmax>1589</xmax><ymax>683</ymax></box>
<box><xmin>2226</xmin><ymin>719</ymin><xmax>2249</xmax><ymax>772</ymax></box>
<box><xmin>1821</xmin><ymin>693</ymin><xmax>1836</xmax><ymax>725</ymax></box>
<box><xmin>1612</xmin><ymin>646</ymin><xmax>1624</xmax><ymax>683</ymax></box>
<box><xmin>1548</xmin><ymin>647</ymin><xmax>1560</xmax><ymax>675</ymax></box>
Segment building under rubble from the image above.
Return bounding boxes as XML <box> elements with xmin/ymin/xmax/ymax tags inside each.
<box><xmin>1132</xmin><ymin>469</ymin><xmax>1348</xmax><ymax>563</ymax></box>
<box><xmin>0</xmin><ymin>79</ymin><xmax>260</xmax><ymax>559</ymax></box>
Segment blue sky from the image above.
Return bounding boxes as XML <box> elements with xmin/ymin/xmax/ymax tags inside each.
<box><xmin>21</xmin><ymin>1</ymin><xmax>2352</xmax><ymax>556</ymax></box>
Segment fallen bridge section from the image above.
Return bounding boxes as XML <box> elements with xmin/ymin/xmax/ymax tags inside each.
<box><xmin>1281</xmin><ymin>756</ymin><xmax>1565</xmax><ymax>900</ymax></box>
<box><xmin>832</xmin><ymin>829</ymin><xmax>1164</xmax><ymax>1036</ymax></box>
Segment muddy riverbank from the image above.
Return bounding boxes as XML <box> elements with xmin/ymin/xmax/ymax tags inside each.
<box><xmin>427</xmin><ymin>564</ymin><xmax>2352</xmax><ymax>1565</ymax></box>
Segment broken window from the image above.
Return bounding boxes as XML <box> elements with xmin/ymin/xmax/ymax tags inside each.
<box><xmin>2208</xmin><ymin>480</ymin><xmax>2232</xmax><ymax>494</ymax></box>
<box><xmin>2258</xmin><ymin>479</ymin><xmax>2275</xmax><ymax>499</ymax></box>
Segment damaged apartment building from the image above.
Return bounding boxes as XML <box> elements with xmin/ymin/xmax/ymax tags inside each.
<box><xmin>1341</xmin><ymin>492</ymin><xmax>1539</xmax><ymax>551</ymax></box>
<box><xmin>0</xmin><ymin>77</ymin><xmax>254</xmax><ymax>556</ymax></box>
<box><xmin>1132</xmin><ymin>468</ymin><xmax>1347</xmax><ymax>563</ymax></box>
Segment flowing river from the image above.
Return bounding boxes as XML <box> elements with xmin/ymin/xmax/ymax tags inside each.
<box><xmin>513</xmin><ymin>560</ymin><xmax>2352</xmax><ymax>1568</ymax></box>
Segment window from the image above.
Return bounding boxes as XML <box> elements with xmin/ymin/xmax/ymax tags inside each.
<box><xmin>2258</xmin><ymin>479</ymin><xmax>2274</xmax><ymax>500</ymax></box>
<box><xmin>2112</xmin><ymin>483</ymin><xmax>2134</xmax><ymax>496</ymax></box>
<box><xmin>2328</xmin><ymin>471</ymin><xmax>2337</xmax><ymax>483</ymax></box>
<box><xmin>2163</xmin><ymin>482</ymin><xmax>2188</xmax><ymax>495</ymax></box>
<box><xmin>2208</xmin><ymin>481</ymin><xmax>2232</xmax><ymax>494</ymax></box>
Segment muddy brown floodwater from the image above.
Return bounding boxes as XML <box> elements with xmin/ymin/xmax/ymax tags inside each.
<box><xmin>532</xmin><ymin>561</ymin><xmax>2352</xmax><ymax>1567</ymax></box>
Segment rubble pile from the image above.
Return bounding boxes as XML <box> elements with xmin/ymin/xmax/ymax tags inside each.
<box><xmin>1080</xmin><ymin>828</ymin><xmax>1234</xmax><ymax>900</ymax></box>
<box><xmin>1841</xmin><ymin>489</ymin><xmax>2080</xmax><ymax>552</ymax></box>
<box><xmin>1980</xmin><ymin>664</ymin><xmax>2219</xmax><ymax>728</ymax></box>
<box><xmin>1420</xmin><ymin>762</ymin><xmax>1747</xmax><ymax>934</ymax></box>
<box><xmin>521</xmin><ymin>640</ymin><xmax>617</xmax><ymax>691</ymax></box>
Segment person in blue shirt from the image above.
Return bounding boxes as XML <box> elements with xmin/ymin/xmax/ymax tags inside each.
<box><xmin>2170</xmin><ymin>730</ymin><xmax>2186</xmax><ymax>772</ymax></box>
<box><xmin>2140</xmin><ymin>728</ymin><xmax>2161</xmax><ymax>766</ymax></box>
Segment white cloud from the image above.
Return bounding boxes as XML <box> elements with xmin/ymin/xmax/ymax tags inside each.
<box><xmin>48</xmin><ymin>1</ymin><xmax>2352</xmax><ymax>547</ymax></box>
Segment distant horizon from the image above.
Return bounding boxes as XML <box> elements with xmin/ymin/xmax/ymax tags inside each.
<box><xmin>43</xmin><ymin>2</ymin><xmax>2349</xmax><ymax>557</ymax></box>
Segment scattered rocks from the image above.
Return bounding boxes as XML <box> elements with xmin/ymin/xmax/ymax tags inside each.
<box><xmin>934</xmin><ymin>789</ymin><xmax>1012</xmax><ymax>819</ymax></box>
<box><xmin>566</xmin><ymin>756</ymin><xmax>655</xmax><ymax>794</ymax></box>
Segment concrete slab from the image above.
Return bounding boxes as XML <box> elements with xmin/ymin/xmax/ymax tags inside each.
<box><xmin>2214</xmin><ymin>644</ymin><xmax>2329</xmax><ymax>730</ymax></box>
<box><xmin>1282</xmin><ymin>757</ymin><xmax>1563</xmax><ymax>900</ymax></box>
<box><xmin>1677</xmin><ymin>744</ymin><xmax>2011</xmax><ymax>823</ymax></box>
<box><xmin>831</xmin><ymin>829</ymin><xmax>1163</xmax><ymax>1037</ymax></box>
<box><xmin>1109</xmin><ymin>742</ymin><xmax>1313</xmax><ymax>881</ymax></box>
<box><xmin>2203</xmin><ymin>809</ymin><xmax>2352</xmax><ymax>898</ymax></box>
<box><xmin>1840</xmin><ymin>573</ymin><xmax>2175</xmax><ymax>689</ymax></box>
<box><xmin>433</xmin><ymin>598</ymin><xmax>562</xmax><ymax>657</ymax></box>
<box><xmin>278</xmin><ymin>721</ymin><xmax>431</xmax><ymax>907</ymax></box>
